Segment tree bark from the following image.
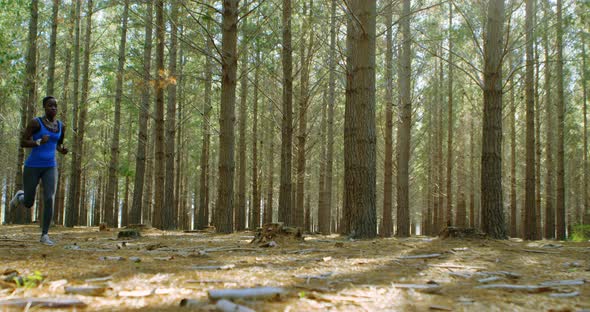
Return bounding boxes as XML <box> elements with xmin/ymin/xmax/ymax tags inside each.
<box><xmin>481</xmin><ymin>0</ymin><xmax>507</xmax><ymax>239</ymax></box>
<box><xmin>296</xmin><ymin>0</ymin><xmax>313</xmax><ymax>229</ymax></box>
<box><xmin>215</xmin><ymin>0</ymin><xmax>239</xmax><ymax>233</ymax></box>
<box><xmin>555</xmin><ymin>0</ymin><xmax>566</xmax><ymax>240</ymax></box>
<box><xmin>152</xmin><ymin>0</ymin><xmax>165</xmax><ymax>229</ymax></box>
<box><xmin>436</xmin><ymin>49</ymin><xmax>445</xmax><ymax>233</ymax></box>
<box><xmin>320</xmin><ymin>0</ymin><xmax>336</xmax><ymax>235</ymax></box>
<box><xmin>543</xmin><ymin>0</ymin><xmax>554</xmax><ymax>238</ymax></box>
<box><xmin>279</xmin><ymin>0</ymin><xmax>293</xmax><ymax>226</ymax></box>
<box><xmin>236</xmin><ymin>11</ymin><xmax>249</xmax><ymax>230</ymax></box>
<box><xmin>46</xmin><ymin>0</ymin><xmax>59</xmax><ymax>96</ymax></box>
<box><xmin>381</xmin><ymin>0</ymin><xmax>394</xmax><ymax>237</ymax></box>
<box><xmin>198</xmin><ymin>18</ymin><xmax>213</xmax><ymax>230</ymax></box>
<box><xmin>509</xmin><ymin>55</ymin><xmax>518</xmax><ymax>237</ymax></box>
<box><xmin>251</xmin><ymin>49</ymin><xmax>261</xmax><ymax>229</ymax></box>
<box><xmin>130</xmin><ymin>0</ymin><xmax>153</xmax><ymax>225</ymax></box>
<box><xmin>396</xmin><ymin>0</ymin><xmax>411</xmax><ymax>237</ymax></box>
<box><xmin>104</xmin><ymin>0</ymin><xmax>130</xmax><ymax>228</ymax></box>
<box><xmin>162</xmin><ymin>1</ymin><xmax>179</xmax><ymax>230</ymax></box>
<box><xmin>55</xmin><ymin>0</ymin><xmax>77</xmax><ymax>225</ymax></box>
<box><xmin>524</xmin><ymin>0</ymin><xmax>537</xmax><ymax>240</ymax></box>
<box><xmin>343</xmin><ymin>0</ymin><xmax>377</xmax><ymax>238</ymax></box>
<box><xmin>13</xmin><ymin>0</ymin><xmax>38</xmax><ymax>224</ymax></box>
<box><xmin>583</xmin><ymin>31</ymin><xmax>589</xmax><ymax>224</ymax></box>
<box><xmin>264</xmin><ymin>97</ymin><xmax>274</xmax><ymax>225</ymax></box>
<box><xmin>446</xmin><ymin>3</ymin><xmax>454</xmax><ymax>227</ymax></box>
<box><xmin>65</xmin><ymin>0</ymin><xmax>82</xmax><ymax>227</ymax></box>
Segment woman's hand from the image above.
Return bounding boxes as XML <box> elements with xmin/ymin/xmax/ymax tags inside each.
<box><xmin>40</xmin><ymin>135</ymin><xmax>50</xmax><ymax>144</ymax></box>
<box><xmin>57</xmin><ymin>145</ymin><xmax>69</xmax><ymax>155</ymax></box>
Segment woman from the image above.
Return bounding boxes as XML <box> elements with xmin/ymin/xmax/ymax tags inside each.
<box><xmin>10</xmin><ymin>96</ymin><xmax>68</xmax><ymax>246</ymax></box>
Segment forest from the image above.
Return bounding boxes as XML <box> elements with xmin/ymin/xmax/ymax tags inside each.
<box><xmin>0</xmin><ymin>0</ymin><xmax>589</xmax><ymax>311</ymax></box>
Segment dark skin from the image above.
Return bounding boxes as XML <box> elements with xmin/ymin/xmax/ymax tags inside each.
<box><xmin>20</xmin><ymin>98</ymin><xmax>68</xmax><ymax>155</ymax></box>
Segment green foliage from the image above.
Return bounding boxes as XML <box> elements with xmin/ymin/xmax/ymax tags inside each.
<box><xmin>13</xmin><ymin>271</ymin><xmax>44</xmax><ymax>288</ymax></box>
<box><xmin>570</xmin><ymin>224</ymin><xmax>590</xmax><ymax>242</ymax></box>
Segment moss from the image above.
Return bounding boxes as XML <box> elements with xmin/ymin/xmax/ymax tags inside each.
<box><xmin>570</xmin><ymin>224</ymin><xmax>590</xmax><ymax>242</ymax></box>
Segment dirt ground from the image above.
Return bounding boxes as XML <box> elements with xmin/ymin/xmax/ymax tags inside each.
<box><xmin>0</xmin><ymin>225</ymin><xmax>589</xmax><ymax>312</ymax></box>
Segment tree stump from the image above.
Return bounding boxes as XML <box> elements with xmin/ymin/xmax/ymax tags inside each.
<box><xmin>439</xmin><ymin>226</ymin><xmax>485</xmax><ymax>239</ymax></box>
<box><xmin>251</xmin><ymin>223</ymin><xmax>303</xmax><ymax>245</ymax></box>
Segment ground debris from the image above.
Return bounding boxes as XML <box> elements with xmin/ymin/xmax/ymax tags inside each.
<box><xmin>64</xmin><ymin>285</ymin><xmax>111</xmax><ymax>296</ymax></box>
<box><xmin>475</xmin><ymin>284</ymin><xmax>552</xmax><ymax>292</ymax></box>
<box><xmin>549</xmin><ymin>291</ymin><xmax>580</xmax><ymax>298</ymax></box>
<box><xmin>251</xmin><ymin>223</ymin><xmax>303</xmax><ymax>245</ymax></box>
<box><xmin>119</xmin><ymin>289</ymin><xmax>155</xmax><ymax>297</ymax></box>
<box><xmin>192</xmin><ymin>264</ymin><xmax>235</xmax><ymax>270</ymax></box>
<box><xmin>538</xmin><ymin>279</ymin><xmax>585</xmax><ymax>287</ymax></box>
<box><xmin>429</xmin><ymin>305</ymin><xmax>453</xmax><ymax>311</ymax></box>
<box><xmin>216</xmin><ymin>299</ymin><xmax>256</xmax><ymax>312</ymax></box>
<box><xmin>99</xmin><ymin>256</ymin><xmax>125</xmax><ymax>261</ymax></box>
<box><xmin>0</xmin><ymin>298</ymin><xmax>87</xmax><ymax>308</ymax></box>
<box><xmin>208</xmin><ymin>287</ymin><xmax>286</xmax><ymax>300</ymax></box>
<box><xmin>85</xmin><ymin>276</ymin><xmax>113</xmax><ymax>283</ymax></box>
<box><xmin>117</xmin><ymin>229</ymin><xmax>141</xmax><ymax>239</ymax></box>
<box><xmin>390</xmin><ymin>283</ymin><xmax>442</xmax><ymax>293</ymax></box>
<box><xmin>398</xmin><ymin>253</ymin><xmax>442</xmax><ymax>260</ymax></box>
<box><xmin>439</xmin><ymin>227</ymin><xmax>485</xmax><ymax>239</ymax></box>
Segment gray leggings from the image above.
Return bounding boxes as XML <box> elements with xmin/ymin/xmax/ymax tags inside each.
<box><xmin>20</xmin><ymin>166</ymin><xmax>57</xmax><ymax>235</ymax></box>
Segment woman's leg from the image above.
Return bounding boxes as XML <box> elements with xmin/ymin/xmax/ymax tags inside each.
<box><xmin>40</xmin><ymin>167</ymin><xmax>58</xmax><ymax>235</ymax></box>
<box><xmin>22</xmin><ymin>167</ymin><xmax>41</xmax><ymax>208</ymax></box>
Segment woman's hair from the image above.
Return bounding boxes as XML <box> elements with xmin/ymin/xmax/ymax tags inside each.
<box><xmin>42</xmin><ymin>96</ymin><xmax>56</xmax><ymax>106</ymax></box>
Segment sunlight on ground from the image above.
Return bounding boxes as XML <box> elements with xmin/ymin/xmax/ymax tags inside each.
<box><xmin>0</xmin><ymin>225</ymin><xmax>589</xmax><ymax>311</ymax></box>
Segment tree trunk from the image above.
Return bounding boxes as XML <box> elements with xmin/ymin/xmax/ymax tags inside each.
<box><xmin>264</xmin><ymin>98</ymin><xmax>274</xmax><ymax>225</ymax></box>
<box><xmin>446</xmin><ymin>3</ymin><xmax>454</xmax><ymax>227</ymax></box>
<box><xmin>470</xmin><ymin>108</ymin><xmax>476</xmax><ymax>228</ymax></box>
<box><xmin>320</xmin><ymin>0</ymin><xmax>336</xmax><ymax>235</ymax></box>
<box><xmin>65</xmin><ymin>0</ymin><xmax>82</xmax><ymax>227</ymax></box>
<box><xmin>105</xmin><ymin>0</ymin><xmax>130</xmax><ymax>228</ymax></box>
<box><xmin>436</xmin><ymin>50</ymin><xmax>445</xmax><ymax>233</ymax></box>
<box><xmin>395</xmin><ymin>0</ymin><xmax>411</xmax><ymax>238</ymax></box>
<box><xmin>481</xmin><ymin>0</ymin><xmax>507</xmax><ymax>239</ymax></box>
<box><xmin>121</xmin><ymin>118</ymin><xmax>133</xmax><ymax>227</ymax></box>
<box><xmin>46</xmin><ymin>0</ymin><xmax>59</xmax><ymax>97</ymax></box>
<box><xmin>583</xmin><ymin>31</ymin><xmax>589</xmax><ymax>224</ymax></box>
<box><xmin>555</xmin><ymin>0</ymin><xmax>566</xmax><ymax>240</ymax></box>
<box><xmin>543</xmin><ymin>0</ymin><xmax>554</xmax><ymax>238</ymax></box>
<box><xmin>343</xmin><ymin>0</ymin><xmax>377</xmax><ymax>238</ymax></box>
<box><xmin>198</xmin><ymin>18</ymin><xmax>213</xmax><ymax>230</ymax></box>
<box><xmin>130</xmin><ymin>0</ymin><xmax>153</xmax><ymax>225</ymax></box>
<box><xmin>55</xmin><ymin>0</ymin><xmax>76</xmax><ymax>225</ymax></box>
<box><xmin>236</xmin><ymin>12</ymin><xmax>249</xmax><ymax>231</ymax></box>
<box><xmin>215</xmin><ymin>0</ymin><xmax>239</xmax><ymax>233</ymax></box>
<box><xmin>67</xmin><ymin>0</ymin><xmax>92</xmax><ymax>227</ymax></box>
<box><xmin>296</xmin><ymin>0</ymin><xmax>313</xmax><ymax>229</ymax></box>
<box><xmin>152</xmin><ymin>0</ymin><xmax>165</xmax><ymax>229</ymax></box>
<box><xmin>13</xmin><ymin>0</ymin><xmax>38</xmax><ymax>224</ymax></box>
<box><xmin>143</xmin><ymin>118</ymin><xmax>155</xmax><ymax>224</ymax></box>
<box><xmin>523</xmin><ymin>0</ymin><xmax>537</xmax><ymax>240</ymax></box>
<box><xmin>251</xmin><ymin>49</ymin><xmax>261</xmax><ymax>229</ymax></box>
<box><xmin>279</xmin><ymin>0</ymin><xmax>293</xmax><ymax>226</ymax></box>
<box><xmin>381</xmin><ymin>0</ymin><xmax>394</xmax><ymax>237</ymax></box>
<box><xmin>176</xmin><ymin>26</ymin><xmax>186</xmax><ymax>230</ymax></box>
<box><xmin>509</xmin><ymin>55</ymin><xmax>518</xmax><ymax>237</ymax></box>
<box><xmin>163</xmin><ymin>1</ymin><xmax>179</xmax><ymax>230</ymax></box>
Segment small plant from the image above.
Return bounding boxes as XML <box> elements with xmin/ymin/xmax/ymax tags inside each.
<box><xmin>570</xmin><ymin>224</ymin><xmax>590</xmax><ymax>242</ymax></box>
<box><xmin>13</xmin><ymin>271</ymin><xmax>44</xmax><ymax>288</ymax></box>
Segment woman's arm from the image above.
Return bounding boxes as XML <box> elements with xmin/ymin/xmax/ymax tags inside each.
<box><xmin>57</xmin><ymin>122</ymin><xmax>68</xmax><ymax>154</ymax></box>
<box><xmin>20</xmin><ymin>118</ymin><xmax>43</xmax><ymax>148</ymax></box>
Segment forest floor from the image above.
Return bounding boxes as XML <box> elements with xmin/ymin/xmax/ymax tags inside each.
<box><xmin>0</xmin><ymin>225</ymin><xmax>589</xmax><ymax>312</ymax></box>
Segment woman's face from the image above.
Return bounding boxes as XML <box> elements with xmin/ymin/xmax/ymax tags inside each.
<box><xmin>44</xmin><ymin>99</ymin><xmax>58</xmax><ymax>119</ymax></box>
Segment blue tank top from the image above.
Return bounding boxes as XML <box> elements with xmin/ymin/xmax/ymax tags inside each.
<box><xmin>24</xmin><ymin>117</ymin><xmax>62</xmax><ymax>168</ymax></box>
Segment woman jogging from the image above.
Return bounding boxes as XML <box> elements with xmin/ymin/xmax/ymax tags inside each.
<box><xmin>10</xmin><ymin>96</ymin><xmax>68</xmax><ymax>246</ymax></box>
